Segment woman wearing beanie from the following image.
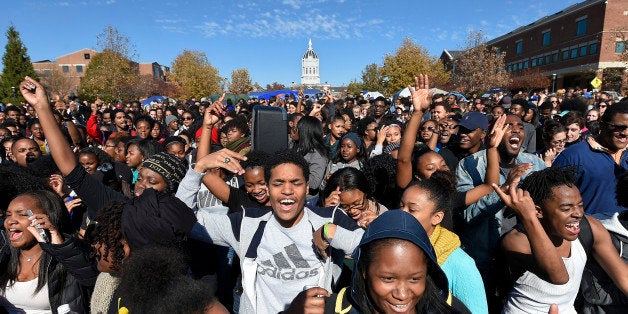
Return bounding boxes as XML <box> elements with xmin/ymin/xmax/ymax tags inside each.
<box><xmin>19</xmin><ymin>77</ymin><xmax>199</xmax><ymax>312</ymax></box>
<box><xmin>321</xmin><ymin>132</ymin><xmax>366</xmax><ymax>191</ymax></box>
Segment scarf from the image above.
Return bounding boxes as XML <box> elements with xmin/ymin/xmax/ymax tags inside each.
<box><xmin>90</xmin><ymin>272</ymin><xmax>120</xmax><ymax>314</ymax></box>
<box><xmin>225</xmin><ymin>136</ymin><xmax>251</xmax><ymax>155</ymax></box>
<box><xmin>428</xmin><ymin>225</ymin><xmax>461</xmax><ymax>266</ymax></box>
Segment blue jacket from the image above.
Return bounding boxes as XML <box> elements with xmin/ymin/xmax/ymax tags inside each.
<box><xmin>455</xmin><ymin>150</ymin><xmax>546</xmax><ymax>271</ymax></box>
<box><xmin>553</xmin><ymin>140</ymin><xmax>628</xmax><ymax>215</ymax></box>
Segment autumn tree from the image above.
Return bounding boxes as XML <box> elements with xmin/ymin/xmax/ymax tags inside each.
<box><xmin>508</xmin><ymin>69</ymin><xmax>551</xmax><ymax>92</ymax></box>
<box><xmin>452</xmin><ymin>30</ymin><xmax>510</xmax><ymax>93</ymax></box>
<box><xmin>170</xmin><ymin>50</ymin><xmax>221</xmax><ymax>99</ymax></box>
<box><xmin>252</xmin><ymin>82</ymin><xmax>263</xmax><ymax>92</ymax></box>
<box><xmin>0</xmin><ymin>25</ymin><xmax>38</xmax><ymax>104</ymax></box>
<box><xmin>381</xmin><ymin>38</ymin><xmax>449</xmax><ymax>95</ymax></box>
<box><xmin>79</xmin><ymin>26</ymin><xmax>139</xmax><ymax>102</ymax></box>
<box><xmin>40</xmin><ymin>68</ymin><xmax>74</xmax><ymax>100</ymax></box>
<box><xmin>228</xmin><ymin>68</ymin><xmax>253</xmax><ymax>94</ymax></box>
<box><xmin>265</xmin><ymin>82</ymin><xmax>287</xmax><ymax>90</ymax></box>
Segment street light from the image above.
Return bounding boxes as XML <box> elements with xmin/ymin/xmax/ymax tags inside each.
<box><xmin>11</xmin><ymin>86</ymin><xmax>16</xmax><ymax>105</ymax></box>
<box><xmin>551</xmin><ymin>74</ymin><xmax>557</xmax><ymax>93</ymax></box>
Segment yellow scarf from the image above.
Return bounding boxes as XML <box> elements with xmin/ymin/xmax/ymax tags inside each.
<box><xmin>428</xmin><ymin>225</ymin><xmax>461</xmax><ymax>266</ymax></box>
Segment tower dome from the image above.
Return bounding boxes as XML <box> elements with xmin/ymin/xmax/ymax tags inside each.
<box><xmin>301</xmin><ymin>39</ymin><xmax>320</xmax><ymax>85</ymax></box>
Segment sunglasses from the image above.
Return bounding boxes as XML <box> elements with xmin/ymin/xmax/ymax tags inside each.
<box><xmin>420</xmin><ymin>126</ymin><xmax>435</xmax><ymax>131</ymax></box>
<box><xmin>603</xmin><ymin>121</ymin><xmax>628</xmax><ymax>132</ymax></box>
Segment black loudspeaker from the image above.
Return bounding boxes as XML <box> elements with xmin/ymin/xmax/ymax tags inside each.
<box><xmin>251</xmin><ymin>105</ymin><xmax>288</xmax><ymax>154</ymax></box>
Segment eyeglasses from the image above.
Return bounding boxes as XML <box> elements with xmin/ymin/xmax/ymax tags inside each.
<box><xmin>550</xmin><ymin>139</ymin><xmax>566</xmax><ymax>146</ymax></box>
<box><xmin>420</xmin><ymin>126</ymin><xmax>435</xmax><ymax>131</ymax></box>
<box><xmin>339</xmin><ymin>194</ymin><xmax>367</xmax><ymax>212</ymax></box>
<box><xmin>603</xmin><ymin>121</ymin><xmax>628</xmax><ymax>132</ymax></box>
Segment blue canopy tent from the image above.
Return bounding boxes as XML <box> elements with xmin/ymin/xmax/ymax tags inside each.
<box><xmin>248</xmin><ymin>89</ymin><xmax>299</xmax><ymax>101</ymax></box>
<box><xmin>140</xmin><ymin>95</ymin><xmax>167</xmax><ymax>105</ymax></box>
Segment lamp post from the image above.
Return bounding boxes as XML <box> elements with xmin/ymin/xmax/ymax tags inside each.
<box><xmin>11</xmin><ymin>86</ymin><xmax>17</xmax><ymax>105</ymax></box>
<box><xmin>551</xmin><ymin>74</ymin><xmax>557</xmax><ymax>93</ymax></box>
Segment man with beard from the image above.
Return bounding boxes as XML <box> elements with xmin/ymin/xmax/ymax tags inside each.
<box><xmin>455</xmin><ymin>114</ymin><xmax>546</xmax><ymax>309</ymax></box>
<box><xmin>553</xmin><ymin>101</ymin><xmax>628</xmax><ymax>215</ymax></box>
<box><xmin>10</xmin><ymin>137</ymin><xmax>42</xmax><ymax>166</ymax></box>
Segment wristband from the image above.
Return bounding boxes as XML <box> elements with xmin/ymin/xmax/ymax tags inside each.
<box><xmin>323</xmin><ymin>222</ymin><xmax>332</xmax><ymax>243</ymax></box>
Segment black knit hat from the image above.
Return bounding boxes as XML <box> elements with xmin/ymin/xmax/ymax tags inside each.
<box><xmin>141</xmin><ymin>151</ymin><xmax>187</xmax><ymax>194</ymax></box>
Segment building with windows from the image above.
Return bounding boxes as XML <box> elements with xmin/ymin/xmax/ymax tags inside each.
<box><xmin>290</xmin><ymin>39</ymin><xmax>331</xmax><ymax>91</ymax></box>
<box><xmin>32</xmin><ymin>48</ymin><xmax>169</xmax><ymax>96</ymax></box>
<box><xmin>486</xmin><ymin>0</ymin><xmax>626</xmax><ymax>91</ymax></box>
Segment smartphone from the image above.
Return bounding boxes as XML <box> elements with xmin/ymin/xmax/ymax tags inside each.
<box><xmin>26</xmin><ymin>209</ymin><xmax>49</xmax><ymax>243</ymax></box>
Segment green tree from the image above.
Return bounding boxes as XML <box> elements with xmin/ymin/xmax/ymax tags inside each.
<box><xmin>381</xmin><ymin>38</ymin><xmax>449</xmax><ymax>95</ymax></box>
<box><xmin>228</xmin><ymin>68</ymin><xmax>254</xmax><ymax>94</ymax></box>
<box><xmin>346</xmin><ymin>79</ymin><xmax>363</xmax><ymax>95</ymax></box>
<box><xmin>453</xmin><ymin>30</ymin><xmax>510</xmax><ymax>93</ymax></box>
<box><xmin>170</xmin><ymin>50</ymin><xmax>221</xmax><ymax>99</ymax></box>
<box><xmin>79</xmin><ymin>26</ymin><xmax>139</xmax><ymax>102</ymax></box>
<box><xmin>360</xmin><ymin>63</ymin><xmax>385</xmax><ymax>92</ymax></box>
<box><xmin>0</xmin><ymin>25</ymin><xmax>38</xmax><ymax>104</ymax></box>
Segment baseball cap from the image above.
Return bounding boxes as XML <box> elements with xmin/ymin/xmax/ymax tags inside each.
<box><xmin>459</xmin><ymin>111</ymin><xmax>488</xmax><ymax>131</ymax></box>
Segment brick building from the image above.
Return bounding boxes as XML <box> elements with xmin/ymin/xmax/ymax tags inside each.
<box><xmin>486</xmin><ymin>0</ymin><xmax>627</xmax><ymax>91</ymax></box>
<box><xmin>32</xmin><ymin>49</ymin><xmax>169</xmax><ymax>96</ymax></box>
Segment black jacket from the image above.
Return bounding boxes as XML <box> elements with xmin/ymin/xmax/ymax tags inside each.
<box><xmin>0</xmin><ymin>232</ymin><xmax>99</xmax><ymax>314</ymax></box>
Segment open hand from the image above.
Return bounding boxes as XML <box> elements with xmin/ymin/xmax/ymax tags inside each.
<box><xmin>488</xmin><ymin>114</ymin><xmax>509</xmax><ymax>148</ymax></box>
<box><xmin>408</xmin><ymin>74</ymin><xmax>433</xmax><ymax>113</ymax></box>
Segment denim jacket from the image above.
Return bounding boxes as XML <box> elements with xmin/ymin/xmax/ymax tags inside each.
<box><xmin>455</xmin><ymin>149</ymin><xmax>546</xmax><ymax>271</ymax></box>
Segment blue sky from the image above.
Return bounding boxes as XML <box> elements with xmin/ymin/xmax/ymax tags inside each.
<box><xmin>1</xmin><ymin>0</ymin><xmax>581</xmax><ymax>87</ymax></box>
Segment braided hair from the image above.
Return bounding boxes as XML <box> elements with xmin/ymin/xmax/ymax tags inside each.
<box><xmin>519</xmin><ymin>166</ymin><xmax>577</xmax><ymax>206</ymax></box>
<box><xmin>86</xmin><ymin>200</ymin><xmax>127</xmax><ymax>273</ymax></box>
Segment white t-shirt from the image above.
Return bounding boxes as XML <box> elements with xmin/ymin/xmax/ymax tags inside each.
<box><xmin>254</xmin><ymin>210</ymin><xmax>324</xmax><ymax>313</ymax></box>
<box><xmin>1</xmin><ymin>277</ymin><xmax>51</xmax><ymax>313</ymax></box>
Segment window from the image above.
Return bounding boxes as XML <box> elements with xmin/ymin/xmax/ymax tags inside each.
<box><xmin>562</xmin><ymin>50</ymin><xmax>569</xmax><ymax>60</ymax></box>
<box><xmin>76</xmin><ymin>65</ymin><xmax>83</xmax><ymax>73</ymax></box>
<box><xmin>538</xmin><ymin>57</ymin><xmax>544</xmax><ymax>66</ymax></box>
<box><xmin>44</xmin><ymin>69</ymin><xmax>51</xmax><ymax>76</ymax></box>
<box><xmin>571</xmin><ymin>48</ymin><xmax>578</xmax><ymax>59</ymax></box>
<box><xmin>496</xmin><ymin>48</ymin><xmax>502</xmax><ymax>56</ymax></box>
<box><xmin>519</xmin><ymin>62</ymin><xmax>523</xmax><ymax>70</ymax></box>
<box><xmin>507</xmin><ymin>65</ymin><xmax>512</xmax><ymax>72</ymax></box>
<box><xmin>516</xmin><ymin>40</ymin><xmax>523</xmax><ymax>55</ymax></box>
<box><xmin>84</xmin><ymin>53</ymin><xmax>90</xmax><ymax>59</ymax></box>
<box><xmin>531</xmin><ymin>59</ymin><xmax>537</xmax><ymax>67</ymax></box>
<box><xmin>553</xmin><ymin>53</ymin><xmax>559</xmax><ymax>63</ymax></box>
<box><xmin>542</xmin><ymin>31</ymin><xmax>551</xmax><ymax>46</ymax></box>
<box><xmin>576</xmin><ymin>17</ymin><xmax>587</xmax><ymax>36</ymax></box>
<box><xmin>524</xmin><ymin>60</ymin><xmax>529</xmax><ymax>69</ymax></box>
<box><xmin>61</xmin><ymin>65</ymin><xmax>69</xmax><ymax>73</ymax></box>
<box><xmin>579</xmin><ymin>46</ymin><xmax>587</xmax><ymax>57</ymax></box>
<box><xmin>616</xmin><ymin>41</ymin><xmax>626</xmax><ymax>53</ymax></box>
<box><xmin>589</xmin><ymin>43</ymin><xmax>598</xmax><ymax>54</ymax></box>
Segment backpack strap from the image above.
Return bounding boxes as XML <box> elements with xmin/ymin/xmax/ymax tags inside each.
<box><xmin>578</xmin><ymin>216</ymin><xmax>594</xmax><ymax>259</ymax></box>
<box><xmin>335</xmin><ymin>287</ymin><xmax>352</xmax><ymax>314</ymax></box>
<box><xmin>244</xmin><ymin>221</ymin><xmax>267</xmax><ymax>259</ymax></box>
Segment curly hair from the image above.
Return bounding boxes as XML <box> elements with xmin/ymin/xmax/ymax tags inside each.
<box><xmin>519</xmin><ymin>166</ymin><xmax>577</xmax><ymax>206</ymax></box>
<box><xmin>118</xmin><ymin>245</ymin><xmax>220</xmax><ymax>314</ymax></box>
<box><xmin>241</xmin><ymin>149</ymin><xmax>270</xmax><ymax>170</ymax></box>
<box><xmin>87</xmin><ymin>200</ymin><xmax>127</xmax><ymax>274</ymax></box>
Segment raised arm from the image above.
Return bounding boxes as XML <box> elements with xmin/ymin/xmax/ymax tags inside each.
<box><xmin>397</xmin><ymin>74</ymin><xmax>433</xmax><ymax>188</ymax></box>
<box><xmin>589</xmin><ymin>215</ymin><xmax>628</xmax><ymax>295</ymax></box>
<box><xmin>494</xmin><ymin>181</ymin><xmax>569</xmax><ymax>284</ymax></box>
<box><xmin>20</xmin><ymin>77</ymin><xmax>76</xmax><ymax>175</ymax></box>
<box><xmin>464</xmin><ymin>114</ymin><xmax>508</xmax><ymax>205</ymax></box>
<box><xmin>197</xmin><ymin>93</ymin><xmax>225</xmax><ymax>159</ymax></box>
<box><xmin>195</xmin><ymin>148</ymin><xmax>247</xmax><ymax>204</ymax></box>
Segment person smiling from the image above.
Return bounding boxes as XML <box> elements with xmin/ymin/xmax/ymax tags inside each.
<box><xmin>553</xmin><ymin>100</ymin><xmax>628</xmax><ymax>215</ymax></box>
<box><xmin>494</xmin><ymin>167</ymin><xmax>628</xmax><ymax>313</ymax></box>
<box><xmin>188</xmin><ymin>149</ymin><xmax>363</xmax><ymax>313</ymax></box>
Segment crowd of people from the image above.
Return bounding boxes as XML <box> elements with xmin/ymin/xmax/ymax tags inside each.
<box><xmin>0</xmin><ymin>74</ymin><xmax>626</xmax><ymax>314</ymax></box>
